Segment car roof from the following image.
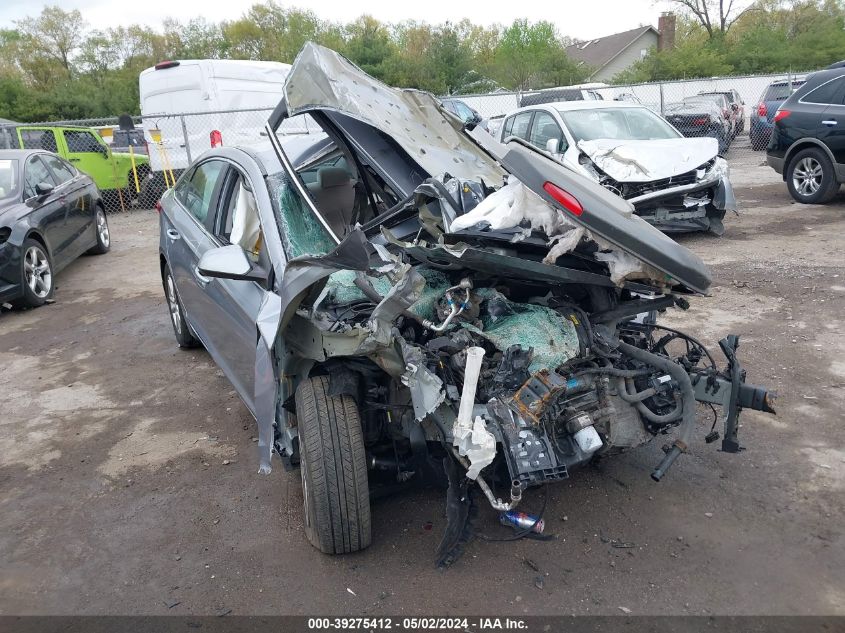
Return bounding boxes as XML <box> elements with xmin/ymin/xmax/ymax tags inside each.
<box><xmin>510</xmin><ymin>101</ymin><xmax>642</xmax><ymax>115</ymax></box>
<box><xmin>0</xmin><ymin>149</ymin><xmax>53</xmax><ymax>160</ymax></box>
<box><xmin>768</xmin><ymin>78</ymin><xmax>806</xmax><ymax>86</ymax></box>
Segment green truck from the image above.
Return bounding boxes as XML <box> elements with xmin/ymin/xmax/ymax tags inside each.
<box><xmin>0</xmin><ymin>124</ymin><xmax>150</xmax><ymax>209</ymax></box>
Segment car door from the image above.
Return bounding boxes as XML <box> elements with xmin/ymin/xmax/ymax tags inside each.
<box><xmin>803</xmin><ymin>76</ymin><xmax>845</xmax><ymax>166</ymax></box>
<box><xmin>201</xmin><ymin>168</ymin><xmax>272</xmax><ymax>411</ymax></box>
<box><xmin>61</xmin><ymin>129</ymin><xmax>115</xmax><ymax>190</ymax></box>
<box><xmin>41</xmin><ymin>153</ymin><xmax>93</xmax><ymax>258</ymax></box>
<box><xmin>165</xmin><ymin>159</ymin><xmax>229</xmax><ymax>350</ymax></box>
<box><xmin>22</xmin><ymin>155</ymin><xmax>69</xmax><ymax>266</ymax></box>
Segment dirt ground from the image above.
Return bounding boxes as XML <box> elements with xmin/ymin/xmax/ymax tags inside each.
<box><xmin>1</xmin><ymin>153</ymin><xmax>844</xmax><ymax>616</ymax></box>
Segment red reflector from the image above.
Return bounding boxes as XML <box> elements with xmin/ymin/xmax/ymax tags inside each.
<box><xmin>154</xmin><ymin>60</ymin><xmax>180</xmax><ymax>70</ymax></box>
<box><xmin>773</xmin><ymin>110</ymin><xmax>791</xmax><ymax>122</ymax></box>
<box><xmin>757</xmin><ymin>102</ymin><xmax>767</xmax><ymax>117</ymax></box>
<box><xmin>693</xmin><ymin>117</ymin><xmax>708</xmax><ymax>125</ymax></box>
<box><xmin>210</xmin><ymin>130</ymin><xmax>223</xmax><ymax>147</ymax></box>
<box><xmin>154</xmin><ymin>201</ymin><xmax>162</xmax><ymax>213</ymax></box>
<box><xmin>543</xmin><ymin>182</ymin><xmax>583</xmax><ymax>216</ymax></box>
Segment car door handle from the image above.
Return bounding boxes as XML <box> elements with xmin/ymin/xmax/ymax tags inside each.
<box><xmin>822</xmin><ymin>120</ymin><xmax>837</xmax><ymax>126</ymax></box>
<box><xmin>166</xmin><ymin>229</ymin><xmax>181</xmax><ymax>241</ymax></box>
<box><xmin>193</xmin><ymin>266</ymin><xmax>211</xmax><ymax>287</ymax></box>
<box><xmin>69</xmin><ymin>158</ymin><xmax>80</xmax><ymax>162</ymax></box>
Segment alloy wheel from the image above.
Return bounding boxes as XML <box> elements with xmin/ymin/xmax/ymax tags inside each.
<box><xmin>23</xmin><ymin>246</ymin><xmax>51</xmax><ymax>299</ymax></box>
<box><xmin>792</xmin><ymin>157</ymin><xmax>823</xmax><ymax>196</ymax></box>
<box><xmin>166</xmin><ymin>275</ymin><xmax>181</xmax><ymax>335</ymax></box>
<box><xmin>97</xmin><ymin>210</ymin><xmax>110</xmax><ymax>247</ymax></box>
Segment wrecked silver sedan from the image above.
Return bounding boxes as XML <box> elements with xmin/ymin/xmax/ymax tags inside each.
<box><xmin>159</xmin><ymin>43</ymin><xmax>775</xmax><ymax>565</ymax></box>
<box><xmin>496</xmin><ymin>101</ymin><xmax>736</xmax><ymax>235</ymax></box>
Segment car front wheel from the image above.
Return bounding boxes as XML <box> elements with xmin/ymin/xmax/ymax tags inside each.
<box><xmin>13</xmin><ymin>238</ymin><xmax>54</xmax><ymax>309</ymax></box>
<box><xmin>296</xmin><ymin>375</ymin><xmax>371</xmax><ymax>554</ymax></box>
<box><xmin>786</xmin><ymin>148</ymin><xmax>840</xmax><ymax>204</ymax></box>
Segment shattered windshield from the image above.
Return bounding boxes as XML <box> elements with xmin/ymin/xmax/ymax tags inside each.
<box><xmin>267</xmin><ymin>170</ymin><xmax>336</xmax><ymax>259</ymax></box>
<box><xmin>0</xmin><ymin>159</ymin><xmax>20</xmax><ymax>200</ymax></box>
<box><xmin>560</xmin><ymin>108</ymin><xmax>680</xmax><ymax>143</ymax></box>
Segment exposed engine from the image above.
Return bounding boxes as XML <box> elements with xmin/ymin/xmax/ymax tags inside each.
<box><xmin>285</xmin><ymin>258</ymin><xmax>775</xmax><ymax>565</ymax></box>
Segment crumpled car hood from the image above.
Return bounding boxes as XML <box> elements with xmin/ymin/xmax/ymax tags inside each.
<box><xmin>577</xmin><ymin>137</ymin><xmax>718</xmax><ymax>182</ymax></box>
<box><xmin>283</xmin><ymin>42</ymin><xmax>505</xmax><ymax>186</ymax></box>
<box><xmin>278</xmin><ymin>42</ymin><xmax>711</xmax><ymax>294</ymax></box>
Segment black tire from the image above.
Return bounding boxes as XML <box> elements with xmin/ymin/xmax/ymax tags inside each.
<box><xmin>716</xmin><ymin>128</ymin><xmax>729</xmax><ymax>154</ymax></box>
<box><xmin>295</xmin><ymin>375</ymin><xmax>371</xmax><ymax>554</ymax></box>
<box><xmin>12</xmin><ymin>238</ymin><xmax>54</xmax><ymax>309</ymax></box>
<box><xmin>786</xmin><ymin>147</ymin><xmax>840</xmax><ymax>204</ymax></box>
<box><xmin>87</xmin><ymin>205</ymin><xmax>111</xmax><ymax>255</ymax></box>
<box><xmin>162</xmin><ymin>264</ymin><xmax>199</xmax><ymax>348</ymax></box>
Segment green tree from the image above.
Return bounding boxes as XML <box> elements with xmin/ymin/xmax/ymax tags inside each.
<box><xmin>15</xmin><ymin>6</ymin><xmax>87</xmax><ymax>76</ymax></box>
<box><xmin>493</xmin><ymin>19</ymin><xmax>584</xmax><ymax>90</ymax></box>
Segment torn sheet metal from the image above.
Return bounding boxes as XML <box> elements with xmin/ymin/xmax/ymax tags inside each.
<box><xmin>400</xmin><ymin>342</ymin><xmax>446</xmax><ymax>422</ymax></box>
<box><xmin>254</xmin><ymin>292</ymin><xmax>283</xmax><ymax>474</ymax></box>
<box><xmin>284</xmin><ymin>42</ymin><xmax>505</xmax><ymax>186</ymax></box>
<box><xmin>577</xmin><ymin>137</ymin><xmax>718</xmax><ymax>182</ymax></box>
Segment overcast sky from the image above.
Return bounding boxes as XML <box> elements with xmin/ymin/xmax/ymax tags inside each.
<box><xmin>0</xmin><ymin>0</ymin><xmax>671</xmax><ymax>41</ymax></box>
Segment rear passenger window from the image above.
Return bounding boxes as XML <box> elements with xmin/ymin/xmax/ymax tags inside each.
<box><xmin>803</xmin><ymin>77</ymin><xmax>845</xmax><ymax>105</ymax></box>
<box><xmin>174</xmin><ymin>160</ymin><xmax>226</xmax><ymax>224</ymax></box>
<box><xmin>509</xmin><ymin>112</ymin><xmax>533</xmax><ymax>140</ymax></box>
<box><xmin>20</xmin><ymin>129</ymin><xmax>58</xmax><ymax>153</ymax></box>
<box><xmin>24</xmin><ymin>156</ymin><xmax>56</xmax><ymax>199</ymax></box>
<box><xmin>42</xmin><ymin>155</ymin><xmax>75</xmax><ymax>184</ymax></box>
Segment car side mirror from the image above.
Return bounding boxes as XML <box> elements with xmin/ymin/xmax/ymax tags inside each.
<box><xmin>197</xmin><ymin>244</ymin><xmax>268</xmax><ymax>283</ymax></box>
<box><xmin>545</xmin><ymin>138</ymin><xmax>560</xmax><ymax>155</ymax></box>
<box><xmin>35</xmin><ymin>182</ymin><xmax>54</xmax><ymax>196</ymax></box>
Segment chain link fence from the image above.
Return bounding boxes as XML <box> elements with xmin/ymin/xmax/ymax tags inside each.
<box><xmin>1</xmin><ymin>70</ymin><xmax>810</xmax><ymax>212</ymax></box>
<box><xmin>0</xmin><ymin>108</ymin><xmax>319</xmax><ymax>212</ymax></box>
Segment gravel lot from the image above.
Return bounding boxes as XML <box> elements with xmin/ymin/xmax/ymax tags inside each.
<box><xmin>1</xmin><ymin>150</ymin><xmax>843</xmax><ymax>616</ymax></box>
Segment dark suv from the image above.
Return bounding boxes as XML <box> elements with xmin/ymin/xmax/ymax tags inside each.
<box><xmin>767</xmin><ymin>67</ymin><xmax>845</xmax><ymax>204</ymax></box>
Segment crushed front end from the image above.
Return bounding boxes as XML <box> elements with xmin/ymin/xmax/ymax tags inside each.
<box><xmin>266</xmin><ymin>43</ymin><xmax>775</xmax><ymax>566</ymax></box>
<box><xmin>577</xmin><ymin>139</ymin><xmax>737</xmax><ymax>235</ymax></box>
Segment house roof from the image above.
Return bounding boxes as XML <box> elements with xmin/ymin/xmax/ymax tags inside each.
<box><xmin>566</xmin><ymin>26</ymin><xmax>658</xmax><ymax>73</ymax></box>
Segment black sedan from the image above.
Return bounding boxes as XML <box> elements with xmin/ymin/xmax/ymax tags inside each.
<box><xmin>0</xmin><ymin>149</ymin><xmax>110</xmax><ymax>308</ymax></box>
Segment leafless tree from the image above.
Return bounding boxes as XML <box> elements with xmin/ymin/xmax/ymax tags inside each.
<box><xmin>665</xmin><ymin>0</ymin><xmax>757</xmax><ymax>37</ymax></box>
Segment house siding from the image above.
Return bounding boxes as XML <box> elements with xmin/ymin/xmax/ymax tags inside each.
<box><xmin>591</xmin><ymin>31</ymin><xmax>659</xmax><ymax>82</ymax></box>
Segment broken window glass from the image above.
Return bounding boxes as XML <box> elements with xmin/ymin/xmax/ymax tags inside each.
<box><xmin>268</xmin><ymin>171</ymin><xmax>336</xmax><ymax>259</ymax></box>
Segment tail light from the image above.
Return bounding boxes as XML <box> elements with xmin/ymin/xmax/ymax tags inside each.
<box><xmin>693</xmin><ymin>117</ymin><xmax>708</xmax><ymax>125</ymax></box>
<box><xmin>757</xmin><ymin>102</ymin><xmax>767</xmax><ymax>117</ymax></box>
<box><xmin>543</xmin><ymin>182</ymin><xmax>583</xmax><ymax>217</ymax></box>
<box><xmin>155</xmin><ymin>201</ymin><xmax>162</xmax><ymax>213</ymax></box>
<box><xmin>773</xmin><ymin>110</ymin><xmax>791</xmax><ymax>123</ymax></box>
<box><xmin>210</xmin><ymin>130</ymin><xmax>223</xmax><ymax>147</ymax></box>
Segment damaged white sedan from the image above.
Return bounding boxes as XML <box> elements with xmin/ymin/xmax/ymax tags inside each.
<box><xmin>159</xmin><ymin>43</ymin><xmax>774</xmax><ymax>566</ymax></box>
<box><xmin>497</xmin><ymin>101</ymin><xmax>736</xmax><ymax>235</ymax></box>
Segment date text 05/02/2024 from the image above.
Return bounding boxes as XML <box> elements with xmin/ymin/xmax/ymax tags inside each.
<box><xmin>306</xmin><ymin>617</ymin><xmax>528</xmax><ymax>630</ymax></box>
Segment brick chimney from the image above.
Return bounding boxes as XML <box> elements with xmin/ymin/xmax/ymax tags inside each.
<box><xmin>658</xmin><ymin>12</ymin><xmax>676</xmax><ymax>51</ymax></box>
